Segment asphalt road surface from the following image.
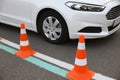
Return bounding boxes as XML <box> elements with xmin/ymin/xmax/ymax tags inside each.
<box><xmin>0</xmin><ymin>23</ymin><xmax>120</xmax><ymax>80</ymax></box>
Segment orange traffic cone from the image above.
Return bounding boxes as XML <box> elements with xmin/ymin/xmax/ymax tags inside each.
<box><xmin>66</xmin><ymin>34</ymin><xmax>95</xmax><ymax>80</ymax></box>
<box><xmin>15</xmin><ymin>23</ymin><xmax>36</xmax><ymax>58</ymax></box>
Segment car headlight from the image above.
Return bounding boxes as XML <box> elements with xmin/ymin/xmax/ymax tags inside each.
<box><xmin>65</xmin><ymin>2</ymin><xmax>105</xmax><ymax>12</ymax></box>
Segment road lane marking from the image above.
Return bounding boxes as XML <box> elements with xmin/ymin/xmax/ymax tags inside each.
<box><xmin>93</xmin><ymin>73</ymin><xmax>116</xmax><ymax>80</ymax></box>
<box><xmin>25</xmin><ymin>57</ymin><xmax>68</xmax><ymax>78</ymax></box>
<box><xmin>0</xmin><ymin>38</ymin><xmax>19</xmax><ymax>49</ymax></box>
<box><xmin>0</xmin><ymin>37</ymin><xmax>116</xmax><ymax>80</ymax></box>
<box><xmin>0</xmin><ymin>43</ymin><xmax>68</xmax><ymax>78</ymax></box>
<box><xmin>34</xmin><ymin>52</ymin><xmax>73</xmax><ymax>70</ymax></box>
<box><xmin>0</xmin><ymin>43</ymin><xmax>17</xmax><ymax>54</ymax></box>
<box><xmin>0</xmin><ymin>37</ymin><xmax>74</xmax><ymax>70</ymax></box>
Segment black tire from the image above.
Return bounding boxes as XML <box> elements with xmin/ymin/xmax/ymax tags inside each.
<box><xmin>37</xmin><ymin>10</ymin><xmax>69</xmax><ymax>44</ymax></box>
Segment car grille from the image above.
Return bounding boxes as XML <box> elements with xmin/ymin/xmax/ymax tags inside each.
<box><xmin>106</xmin><ymin>5</ymin><xmax>120</xmax><ymax>20</ymax></box>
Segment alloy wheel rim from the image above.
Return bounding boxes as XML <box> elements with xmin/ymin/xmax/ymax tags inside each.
<box><xmin>42</xmin><ymin>16</ymin><xmax>62</xmax><ymax>40</ymax></box>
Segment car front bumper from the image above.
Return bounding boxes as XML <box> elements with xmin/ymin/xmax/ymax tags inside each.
<box><xmin>64</xmin><ymin>0</ymin><xmax>120</xmax><ymax>39</ymax></box>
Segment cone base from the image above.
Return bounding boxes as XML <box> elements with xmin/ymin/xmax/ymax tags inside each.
<box><xmin>67</xmin><ymin>69</ymin><xmax>95</xmax><ymax>80</ymax></box>
<box><xmin>15</xmin><ymin>50</ymin><xmax>36</xmax><ymax>58</ymax></box>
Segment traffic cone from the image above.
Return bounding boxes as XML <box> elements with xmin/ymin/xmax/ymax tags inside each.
<box><xmin>15</xmin><ymin>23</ymin><xmax>36</xmax><ymax>58</ymax></box>
<box><xmin>66</xmin><ymin>34</ymin><xmax>95</xmax><ymax>80</ymax></box>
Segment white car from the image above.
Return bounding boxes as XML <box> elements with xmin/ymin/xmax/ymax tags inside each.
<box><xmin>0</xmin><ymin>0</ymin><xmax>120</xmax><ymax>43</ymax></box>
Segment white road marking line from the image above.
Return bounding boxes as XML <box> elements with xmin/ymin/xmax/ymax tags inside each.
<box><xmin>92</xmin><ymin>73</ymin><xmax>116</xmax><ymax>80</ymax></box>
<box><xmin>34</xmin><ymin>52</ymin><xmax>73</xmax><ymax>70</ymax></box>
<box><xmin>1</xmin><ymin>38</ymin><xmax>20</xmax><ymax>49</ymax></box>
<box><xmin>0</xmin><ymin>37</ymin><xmax>116</xmax><ymax>80</ymax></box>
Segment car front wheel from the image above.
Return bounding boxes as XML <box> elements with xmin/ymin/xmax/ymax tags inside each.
<box><xmin>37</xmin><ymin>10</ymin><xmax>69</xmax><ymax>43</ymax></box>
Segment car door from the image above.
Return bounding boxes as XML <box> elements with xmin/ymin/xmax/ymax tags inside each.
<box><xmin>0</xmin><ymin>0</ymin><xmax>3</xmax><ymax>20</ymax></box>
<box><xmin>0</xmin><ymin>1</ymin><xmax>2</xmax><ymax>13</ymax></box>
<box><xmin>1</xmin><ymin>0</ymin><xmax>31</xmax><ymax>28</ymax></box>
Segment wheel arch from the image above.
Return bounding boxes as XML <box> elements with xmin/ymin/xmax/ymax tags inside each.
<box><xmin>36</xmin><ymin>8</ymin><xmax>69</xmax><ymax>34</ymax></box>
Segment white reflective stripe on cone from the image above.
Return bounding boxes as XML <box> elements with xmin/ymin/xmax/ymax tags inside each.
<box><xmin>20</xmin><ymin>40</ymin><xmax>29</xmax><ymax>46</ymax></box>
<box><xmin>75</xmin><ymin>58</ymin><xmax>87</xmax><ymax>66</ymax></box>
<box><xmin>78</xmin><ymin>43</ymin><xmax>85</xmax><ymax>50</ymax></box>
<box><xmin>21</xmin><ymin>29</ymin><xmax>26</xmax><ymax>34</ymax></box>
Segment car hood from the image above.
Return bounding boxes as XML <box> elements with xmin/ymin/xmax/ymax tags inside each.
<box><xmin>70</xmin><ymin>0</ymin><xmax>112</xmax><ymax>5</ymax></box>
